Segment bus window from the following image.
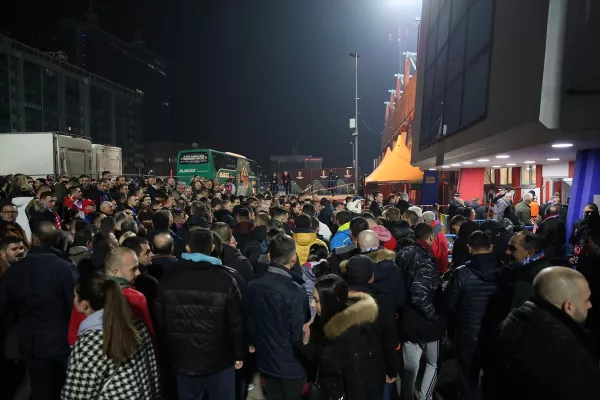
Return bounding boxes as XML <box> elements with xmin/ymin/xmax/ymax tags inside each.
<box><xmin>212</xmin><ymin>152</ymin><xmax>237</xmax><ymax>171</ymax></box>
<box><xmin>179</xmin><ymin>152</ymin><xmax>208</xmax><ymax>164</ymax></box>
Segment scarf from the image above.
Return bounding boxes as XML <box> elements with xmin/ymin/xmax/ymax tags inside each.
<box><xmin>519</xmin><ymin>251</ymin><xmax>545</xmax><ymax>267</ymax></box>
<box><xmin>181</xmin><ymin>252</ymin><xmax>222</xmax><ymax>265</ymax></box>
<box><xmin>46</xmin><ymin>206</ymin><xmax>61</xmax><ymax>230</ymax></box>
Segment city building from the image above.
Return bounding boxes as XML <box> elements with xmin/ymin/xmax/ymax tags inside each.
<box><xmin>145</xmin><ymin>141</ymin><xmax>199</xmax><ymax>178</ymax></box>
<box><xmin>411</xmin><ymin>0</ymin><xmax>600</xmax><ymax>229</ymax></box>
<box><xmin>0</xmin><ymin>34</ymin><xmax>144</xmax><ymax>173</ymax></box>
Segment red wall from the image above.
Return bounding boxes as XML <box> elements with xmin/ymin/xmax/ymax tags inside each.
<box><xmin>458</xmin><ymin>168</ymin><xmax>485</xmax><ymax>202</ymax></box>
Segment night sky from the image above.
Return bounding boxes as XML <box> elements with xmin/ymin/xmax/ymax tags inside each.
<box><xmin>4</xmin><ymin>0</ymin><xmax>421</xmax><ymax>173</ymax></box>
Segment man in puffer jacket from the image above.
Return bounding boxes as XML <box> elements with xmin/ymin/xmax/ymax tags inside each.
<box><xmin>330</xmin><ymin>210</ymin><xmax>352</xmax><ymax>251</ymax></box>
<box><xmin>396</xmin><ymin>223</ymin><xmax>446</xmax><ymax>400</ymax></box>
<box><xmin>442</xmin><ymin>231</ymin><xmax>503</xmax><ymax>400</ymax></box>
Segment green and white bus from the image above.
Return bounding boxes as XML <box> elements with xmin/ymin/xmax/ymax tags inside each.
<box><xmin>176</xmin><ymin>149</ymin><xmax>260</xmax><ymax>195</ymax></box>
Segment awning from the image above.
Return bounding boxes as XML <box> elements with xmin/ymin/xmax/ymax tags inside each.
<box><xmin>366</xmin><ymin>136</ymin><xmax>423</xmax><ymax>183</ymax></box>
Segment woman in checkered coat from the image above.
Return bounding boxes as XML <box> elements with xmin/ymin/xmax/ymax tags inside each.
<box><xmin>61</xmin><ymin>272</ymin><xmax>161</xmax><ymax>400</ymax></box>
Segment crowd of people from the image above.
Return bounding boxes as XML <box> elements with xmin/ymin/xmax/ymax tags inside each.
<box><xmin>0</xmin><ymin>172</ymin><xmax>599</xmax><ymax>400</ymax></box>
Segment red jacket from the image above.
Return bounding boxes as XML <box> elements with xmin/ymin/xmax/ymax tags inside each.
<box><xmin>430</xmin><ymin>220</ymin><xmax>449</xmax><ymax>274</ymax></box>
<box><xmin>68</xmin><ymin>286</ymin><xmax>156</xmax><ymax>346</ymax></box>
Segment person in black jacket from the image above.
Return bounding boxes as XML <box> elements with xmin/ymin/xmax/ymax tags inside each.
<box><xmin>212</xmin><ymin>222</ymin><xmax>256</xmax><ymax>284</ymax></box>
<box><xmin>490</xmin><ymin>267</ymin><xmax>600</xmax><ymax>400</ymax></box>
<box><xmin>385</xmin><ymin>207</ymin><xmax>416</xmax><ymax>244</ymax></box>
<box><xmin>304</xmin><ymin>275</ymin><xmax>394</xmax><ymax>400</ymax></box>
<box><xmin>395</xmin><ymin>223</ymin><xmax>446</xmax><ymax>400</ymax></box>
<box><xmin>0</xmin><ymin>222</ymin><xmax>79</xmax><ymax>400</ymax></box>
<box><xmin>148</xmin><ymin>232</ymin><xmax>178</xmax><ymax>281</ymax></box>
<box><xmin>505</xmin><ymin>232</ymin><xmax>551</xmax><ymax>310</ymax></box>
<box><xmin>145</xmin><ymin>210</ymin><xmax>186</xmax><ymax>258</ymax></box>
<box><xmin>443</xmin><ymin>231</ymin><xmax>503</xmax><ymax>400</ymax></box>
<box><xmin>155</xmin><ymin>228</ymin><xmax>245</xmax><ymax>400</ymax></box>
<box><xmin>450</xmin><ymin>215</ymin><xmax>479</xmax><ymax>269</ymax></box>
<box><xmin>328</xmin><ymin>216</ymin><xmax>369</xmax><ymax>277</ymax></box>
<box><xmin>369</xmin><ymin>191</ymin><xmax>384</xmax><ymax>218</ymax></box>
<box><xmin>246</xmin><ymin>234</ymin><xmax>310</xmax><ymax>400</ymax></box>
<box><xmin>176</xmin><ymin>201</ymin><xmax>209</xmax><ymax>243</ymax></box>
<box><xmin>536</xmin><ymin>204</ymin><xmax>567</xmax><ymax>265</ymax></box>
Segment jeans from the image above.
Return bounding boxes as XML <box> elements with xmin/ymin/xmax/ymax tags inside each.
<box><xmin>402</xmin><ymin>341</ymin><xmax>439</xmax><ymax>400</ymax></box>
<box><xmin>263</xmin><ymin>375</ymin><xmax>305</xmax><ymax>400</ymax></box>
<box><xmin>178</xmin><ymin>367</ymin><xmax>236</xmax><ymax>400</ymax></box>
<box><xmin>28</xmin><ymin>356</ymin><xmax>68</xmax><ymax>400</ymax></box>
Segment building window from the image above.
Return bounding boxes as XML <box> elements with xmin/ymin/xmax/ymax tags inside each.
<box><xmin>500</xmin><ymin>167</ymin><xmax>512</xmax><ymax>186</ymax></box>
<box><xmin>484</xmin><ymin>168</ymin><xmax>496</xmax><ymax>185</ymax></box>
<box><xmin>522</xmin><ymin>165</ymin><xmax>536</xmax><ymax>186</ymax></box>
<box><xmin>420</xmin><ymin>0</ymin><xmax>494</xmax><ymax>149</ymax></box>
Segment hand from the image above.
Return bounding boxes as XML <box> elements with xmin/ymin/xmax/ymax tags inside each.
<box><xmin>234</xmin><ymin>360</ymin><xmax>244</xmax><ymax>370</ymax></box>
<box><xmin>302</xmin><ymin>322</ymin><xmax>311</xmax><ymax>345</ymax></box>
<box><xmin>569</xmin><ymin>257</ymin><xmax>575</xmax><ymax>265</ymax></box>
<box><xmin>248</xmin><ymin>345</ymin><xmax>255</xmax><ymax>354</ymax></box>
<box><xmin>386</xmin><ymin>375</ymin><xmax>396</xmax><ymax>383</ymax></box>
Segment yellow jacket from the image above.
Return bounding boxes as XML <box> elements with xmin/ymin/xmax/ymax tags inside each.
<box><xmin>293</xmin><ymin>231</ymin><xmax>328</xmax><ymax>265</ymax></box>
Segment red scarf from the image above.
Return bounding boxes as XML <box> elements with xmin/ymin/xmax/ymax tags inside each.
<box><xmin>46</xmin><ymin>206</ymin><xmax>62</xmax><ymax>230</ymax></box>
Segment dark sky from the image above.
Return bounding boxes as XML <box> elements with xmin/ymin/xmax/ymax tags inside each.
<box><xmin>5</xmin><ymin>0</ymin><xmax>422</xmax><ymax>172</ymax></box>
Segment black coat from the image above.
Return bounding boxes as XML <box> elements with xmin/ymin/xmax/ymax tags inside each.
<box><xmin>369</xmin><ymin>201</ymin><xmax>382</xmax><ymax>218</ymax></box>
<box><xmin>86</xmin><ymin>186</ymin><xmax>112</xmax><ymax>207</ymax></box>
<box><xmin>492</xmin><ymin>300</ymin><xmax>600</xmax><ymax>400</ymax></box>
<box><xmin>0</xmin><ymin>247</ymin><xmax>78</xmax><ymax>360</ymax></box>
<box><xmin>147</xmin><ymin>255</ymin><xmax>178</xmax><ymax>281</ymax></box>
<box><xmin>233</xmin><ymin>221</ymin><xmax>254</xmax><ymax>254</ymax></box>
<box><xmin>214</xmin><ymin>209</ymin><xmax>236</xmax><ymax>229</ymax></box>
<box><xmin>177</xmin><ymin>215</ymin><xmax>209</xmax><ymax>243</ymax></box>
<box><xmin>221</xmin><ymin>244</ymin><xmax>256</xmax><ymax>284</ymax></box>
<box><xmin>304</xmin><ymin>292</ymin><xmax>389</xmax><ymax>400</ymax></box>
<box><xmin>328</xmin><ymin>243</ymin><xmax>358</xmax><ymax>277</ymax></box>
<box><xmin>536</xmin><ymin>215</ymin><xmax>567</xmax><ymax>264</ymax></box>
<box><xmin>443</xmin><ymin>253</ymin><xmax>503</xmax><ymax>343</ymax></box>
<box><xmin>396</xmin><ymin>242</ymin><xmax>446</xmax><ymax>342</ymax></box>
<box><xmin>154</xmin><ymin>258</ymin><xmax>245</xmax><ymax>376</ymax></box>
<box><xmin>385</xmin><ymin>220</ymin><xmax>414</xmax><ymax>243</ymax></box>
<box><xmin>244</xmin><ymin>225</ymin><xmax>268</xmax><ymax>266</ymax></box>
<box><xmin>246</xmin><ymin>263</ymin><xmax>310</xmax><ymax>380</ymax></box>
<box><xmin>507</xmin><ymin>258</ymin><xmax>551</xmax><ymax>310</ymax></box>
<box><xmin>451</xmin><ymin>220</ymin><xmax>480</xmax><ymax>268</ymax></box>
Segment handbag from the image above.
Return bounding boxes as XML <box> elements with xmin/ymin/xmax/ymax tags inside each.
<box><xmin>93</xmin><ymin>362</ymin><xmax>121</xmax><ymax>400</ymax></box>
<box><xmin>302</xmin><ymin>362</ymin><xmax>322</xmax><ymax>400</ymax></box>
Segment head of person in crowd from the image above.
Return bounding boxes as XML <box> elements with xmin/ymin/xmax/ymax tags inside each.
<box><xmin>468</xmin><ymin>230</ymin><xmax>493</xmax><ymax>255</ymax></box>
<box><xmin>153</xmin><ymin>232</ymin><xmax>174</xmax><ymax>256</ymax></box>
<box><xmin>97</xmin><ymin>178</ymin><xmax>110</xmax><ymax>194</ymax></box>
<box><xmin>79</xmin><ymin>175</ymin><xmax>91</xmax><ymax>188</ymax></box>
<box><xmin>335</xmin><ymin>210</ymin><xmax>352</xmax><ymax>228</ymax></box>
<box><xmin>503</xmin><ymin>193</ymin><xmax>514</xmax><ymax>204</ymax></box>
<box><xmin>0</xmin><ymin>236</ymin><xmax>25</xmax><ymax>271</ymax></box>
<box><xmin>186</xmin><ymin>228</ymin><xmax>214</xmax><ymax>256</ymax></box>
<box><xmin>74</xmin><ymin>271</ymin><xmax>142</xmax><ymax>362</ymax></box>
<box><xmin>31</xmin><ymin>221</ymin><xmax>60</xmax><ymax>248</ymax></box>
<box><xmin>384</xmin><ymin>207</ymin><xmax>401</xmax><ymax>222</ymax></box>
<box><xmin>507</xmin><ymin>231</ymin><xmax>544</xmax><ymax>265</ymax></box>
<box><xmin>312</xmin><ymin>274</ymin><xmax>349</xmax><ymax>323</ymax></box>
<box><xmin>255</xmin><ymin>212</ymin><xmax>269</xmax><ymax>227</ymax></box>
<box><xmin>268</xmin><ymin>233</ymin><xmax>297</xmax><ymax>269</ymax></box>
<box><xmin>533</xmin><ymin>267</ymin><xmax>592</xmax><ymax>325</ymax></box>
<box><xmin>302</xmin><ymin>204</ymin><xmax>317</xmax><ymax>218</ymax></box>
<box><xmin>414</xmin><ymin>222</ymin><xmax>435</xmax><ymax>247</ymax></box>
<box><xmin>67</xmin><ymin>186</ymin><xmax>83</xmax><ymax>200</ymax></box>
<box><xmin>283</xmin><ymin>201</ymin><xmax>292</xmax><ymax>211</ymax></box>
<box><xmin>546</xmin><ymin>204</ymin><xmax>560</xmax><ymax>218</ymax></box>
<box><xmin>522</xmin><ymin>192</ymin><xmax>533</xmax><ymax>205</ymax></box>
<box><xmin>271</xmin><ymin>207</ymin><xmax>289</xmax><ymax>225</ymax></box>
<box><xmin>235</xmin><ymin>207</ymin><xmax>250</xmax><ymax>223</ymax></box>
<box><xmin>73</xmin><ymin>227</ymin><xmax>95</xmax><ymax>252</ymax></box>
<box><xmin>210</xmin><ymin>231</ymin><xmax>223</xmax><ymax>258</ymax></box>
<box><xmin>121</xmin><ymin>219</ymin><xmax>138</xmax><ymax>236</ymax></box>
<box><xmin>212</xmin><ymin>222</ymin><xmax>237</xmax><ymax>249</ymax></box>
<box><xmin>100</xmin><ymin>216</ymin><xmax>117</xmax><ymax>234</ymax></box>
<box><xmin>295</xmin><ymin>214</ymin><xmax>313</xmax><ymax>232</ymax></box>
<box><xmin>583</xmin><ymin>202</ymin><xmax>599</xmax><ymax>222</ymax></box>
<box><xmin>357</xmin><ymin>230</ymin><xmax>380</xmax><ymax>253</ymax></box>
<box><xmin>122</xmin><ymin>236</ymin><xmax>153</xmax><ymax>267</ymax></box>
<box><xmin>247</xmin><ymin>196</ymin><xmax>259</xmax><ymax>209</ymax></box>
<box><xmin>183</xmin><ymin>186</ymin><xmax>193</xmax><ymax>199</ymax></box>
<box><xmin>138</xmin><ymin>210</ymin><xmax>154</xmax><ymax>230</ymax></box>
<box><xmin>1</xmin><ymin>203</ymin><xmax>18</xmax><ymax>224</ymax></box>
<box><xmin>402</xmin><ymin>209</ymin><xmax>419</xmax><ymax>228</ymax></box>
<box><xmin>141</xmin><ymin>195</ymin><xmax>152</xmax><ymax>210</ymax></box>
<box><xmin>345</xmin><ymin>254</ymin><xmax>376</xmax><ymax>288</ymax></box>
<box><xmin>172</xmin><ymin>209</ymin><xmax>187</xmax><ymax>228</ymax></box>
<box><xmin>100</xmin><ymin>201</ymin><xmax>113</xmax><ymax>216</ymax></box>
<box><xmin>463</xmin><ymin>207</ymin><xmax>476</xmax><ymax>221</ymax></box>
<box><xmin>350</xmin><ymin>216</ymin><xmax>370</xmax><ymax>244</ymax></box>
<box><xmin>449</xmin><ymin>215</ymin><xmax>467</xmax><ymax>235</ymax></box>
<box><xmin>152</xmin><ymin>210</ymin><xmax>173</xmax><ymax>232</ymax></box>
<box><xmin>39</xmin><ymin>191</ymin><xmax>57</xmax><ymax>210</ymax></box>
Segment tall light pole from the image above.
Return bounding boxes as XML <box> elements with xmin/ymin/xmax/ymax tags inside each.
<box><xmin>350</xmin><ymin>52</ymin><xmax>359</xmax><ymax>190</ymax></box>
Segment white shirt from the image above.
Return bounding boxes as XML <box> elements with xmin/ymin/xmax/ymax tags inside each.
<box><xmin>318</xmin><ymin>221</ymin><xmax>332</xmax><ymax>241</ymax></box>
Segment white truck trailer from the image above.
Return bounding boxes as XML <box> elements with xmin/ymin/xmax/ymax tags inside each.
<box><xmin>91</xmin><ymin>144</ymin><xmax>123</xmax><ymax>179</ymax></box>
<box><xmin>0</xmin><ymin>132</ymin><xmax>93</xmax><ymax>178</ymax></box>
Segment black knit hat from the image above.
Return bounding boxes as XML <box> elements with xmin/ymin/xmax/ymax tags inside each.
<box><xmin>346</xmin><ymin>255</ymin><xmax>375</xmax><ymax>284</ymax></box>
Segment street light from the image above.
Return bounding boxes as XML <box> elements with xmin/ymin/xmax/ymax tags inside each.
<box><xmin>350</xmin><ymin>52</ymin><xmax>359</xmax><ymax>191</ymax></box>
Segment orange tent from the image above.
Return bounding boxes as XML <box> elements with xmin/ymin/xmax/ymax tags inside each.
<box><xmin>366</xmin><ymin>136</ymin><xmax>423</xmax><ymax>183</ymax></box>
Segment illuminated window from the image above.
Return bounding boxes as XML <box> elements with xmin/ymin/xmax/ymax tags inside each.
<box><xmin>484</xmin><ymin>168</ymin><xmax>496</xmax><ymax>184</ymax></box>
<box><xmin>522</xmin><ymin>165</ymin><xmax>536</xmax><ymax>186</ymax></box>
<box><xmin>500</xmin><ymin>167</ymin><xmax>512</xmax><ymax>185</ymax></box>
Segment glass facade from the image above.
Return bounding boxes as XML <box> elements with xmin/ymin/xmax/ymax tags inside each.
<box><xmin>23</xmin><ymin>61</ymin><xmax>43</xmax><ymax>131</ymax></box>
<box><xmin>0</xmin><ymin>55</ymin><xmax>9</xmax><ymax>132</ymax></box>
<box><xmin>90</xmin><ymin>85</ymin><xmax>111</xmax><ymax>143</ymax></box>
<box><xmin>43</xmin><ymin>68</ymin><xmax>59</xmax><ymax>131</ymax></box>
<box><xmin>420</xmin><ymin>0</ymin><xmax>494</xmax><ymax>148</ymax></box>
<box><xmin>64</xmin><ymin>76</ymin><xmax>83</xmax><ymax>134</ymax></box>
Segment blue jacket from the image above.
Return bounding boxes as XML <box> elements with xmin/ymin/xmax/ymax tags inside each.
<box><xmin>330</xmin><ymin>222</ymin><xmax>352</xmax><ymax>251</ymax></box>
<box><xmin>0</xmin><ymin>246</ymin><xmax>79</xmax><ymax>360</ymax></box>
<box><xmin>247</xmin><ymin>263</ymin><xmax>310</xmax><ymax>379</ymax></box>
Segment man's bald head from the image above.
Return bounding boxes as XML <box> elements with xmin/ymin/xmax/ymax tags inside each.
<box><xmin>153</xmin><ymin>232</ymin><xmax>174</xmax><ymax>255</ymax></box>
<box><xmin>32</xmin><ymin>221</ymin><xmax>60</xmax><ymax>247</ymax></box>
<box><xmin>533</xmin><ymin>267</ymin><xmax>592</xmax><ymax>325</ymax></box>
<box><xmin>357</xmin><ymin>230</ymin><xmax>380</xmax><ymax>252</ymax></box>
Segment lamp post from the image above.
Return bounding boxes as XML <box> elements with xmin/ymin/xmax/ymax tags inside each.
<box><xmin>350</xmin><ymin>52</ymin><xmax>359</xmax><ymax>190</ymax></box>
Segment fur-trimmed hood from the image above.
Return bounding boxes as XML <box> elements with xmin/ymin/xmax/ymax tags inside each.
<box><xmin>339</xmin><ymin>248</ymin><xmax>395</xmax><ymax>273</ymax></box>
<box><xmin>323</xmin><ymin>292</ymin><xmax>379</xmax><ymax>340</ymax></box>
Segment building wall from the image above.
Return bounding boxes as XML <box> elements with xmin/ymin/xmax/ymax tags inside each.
<box><xmin>0</xmin><ymin>35</ymin><xmax>143</xmax><ymax>173</ymax></box>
